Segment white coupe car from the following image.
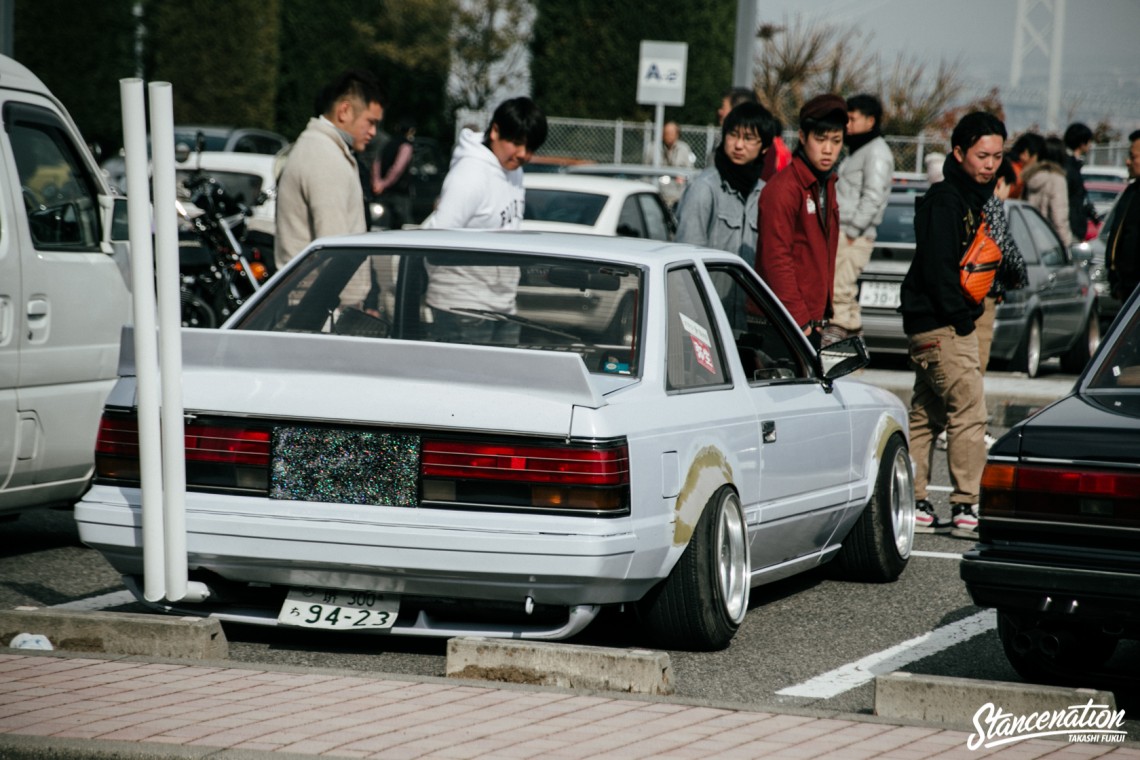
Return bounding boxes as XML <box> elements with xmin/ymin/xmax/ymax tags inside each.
<box><xmin>522</xmin><ymin>173</ymin><xmax>675</xmax><ymax>241</ymax></box>
<box><xmin>77</xmin><ymin>230</ymin><xmax>914</xmax><ymax>651</ymax></box>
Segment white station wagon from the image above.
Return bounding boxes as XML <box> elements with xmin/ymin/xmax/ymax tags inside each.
<box><xmin>77</xmin><ymin>230</ymin><xmax>915</xmax><ymax>650</ymax></box>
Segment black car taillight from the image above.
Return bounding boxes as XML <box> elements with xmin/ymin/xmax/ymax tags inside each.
<box><xmin>982</xmin><ymin>462</ymin><xmax>1140</xmax><ymax>528</ymax></box>
<box><xmin>95</xmin><ymin>413</ymin><xmax>271</xmax><ymax>493</ymax></box>
<box><xmin>421</xmin><ymin>439</ymin><xmax>630</xmax><ymax>513</ymax></box>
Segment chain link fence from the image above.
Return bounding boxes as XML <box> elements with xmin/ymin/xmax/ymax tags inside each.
<box><xmin>455</xmin><ymin>110</ymin><xmax>1128</xmax><ymax>175</ymax></box>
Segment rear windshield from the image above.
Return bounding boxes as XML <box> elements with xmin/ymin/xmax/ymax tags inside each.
<box><xmin>235</xmin><ymin>247</ymin><xmax>643</xmax><ymax>376</ymax></box>
<box><xmin>1089</xmin><ymin>306</ymin><xmax>1140</xmax><ymax>392</ymax></box>
<box><xmin>524</xmin><ymin>189</ymin><xmax>607</xmax><ymax>226</ymax></box>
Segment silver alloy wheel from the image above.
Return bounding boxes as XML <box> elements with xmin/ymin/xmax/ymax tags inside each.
<box><xmin>716</xmin><ymin>491</ymin><xmax>750</xmax><ymax>624</ymax></box>
<box><xmin>888</xmin><ymin>445</ymin><xmax>916</xmax><ymax>559</ymax></box>
<box><xmin>1026</xmin><ymin>318</ymin><xmax>1042</xmax><ymax>377</ymax></box>
<box><xmin>1086</xmin><ymin>315</ymin><xmax>1101</xmax><ymax>358</ymax></box>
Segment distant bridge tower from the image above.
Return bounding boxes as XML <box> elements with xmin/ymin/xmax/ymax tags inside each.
<box><xmin>1011</xmin><ymin>0</ymin><xmax>1066</xmax><ymax>131</ymax></box>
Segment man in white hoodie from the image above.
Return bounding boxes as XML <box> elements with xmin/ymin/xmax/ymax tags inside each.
<box><xmin>423</xmin><ymin>97</ymin><xmax>547</xmax><ymax>344</ymax></box>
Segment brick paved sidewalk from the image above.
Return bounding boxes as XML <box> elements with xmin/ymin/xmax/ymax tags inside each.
<box><xmin>1</xmin><ymin>652</ymin><xmax>1137</xmax><ymax>759</ymax></box>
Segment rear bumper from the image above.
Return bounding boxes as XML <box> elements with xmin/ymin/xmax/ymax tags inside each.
<box><xmin>76</xmin><ymin>485</ymin><xmax>659</xmax><ymax>612</ymax></box>
<box><xmin>960</xmin><ymin>546</ymin><xmax>1140</xmax><ymax>626</ymax></box>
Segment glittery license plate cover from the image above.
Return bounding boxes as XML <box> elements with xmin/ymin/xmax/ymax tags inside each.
<box><xmin>270</xmin><ymin>428</ymin><xmax>420</xmax><ymax>507</ymax></box>
<box><xmin>277</xmin><ymin>587</ymin><xmax>399</xmax><ymax>630</ymax></box>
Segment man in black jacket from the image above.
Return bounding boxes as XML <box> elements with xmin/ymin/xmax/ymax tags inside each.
<box><xmin>1107</xmin><ymin>130</ymin><xmax>1140</xmax><ymax>302</ymax></box>
<box><xmin>900</xmin><ymin>111</ymin><xmax>1006</xmax><ymax>540</ymax></box>
<box><xmin>1063</xmin><ymin>122</ymin><xmax>1098</xmax><ymax>242</ymax></box>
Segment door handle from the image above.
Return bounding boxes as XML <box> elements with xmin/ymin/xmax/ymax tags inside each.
<box><xmin>762</xmin><ymin>420</ymin><xmax>777</xmax><ymax>444</ymax></box>
<box><xmin>26</xmin><ymin>299</ymin><xmax>49</xmax><ymax>319</ymax></box>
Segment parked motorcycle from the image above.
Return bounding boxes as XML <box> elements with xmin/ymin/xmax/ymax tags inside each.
<box><xmin>177</xmin><ymin>169</ymin><xmax>272</xmax><ymax>327</ymax></box>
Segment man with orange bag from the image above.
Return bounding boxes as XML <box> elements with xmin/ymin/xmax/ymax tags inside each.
<box><xmin>899</xmin><ymin>111</ymin><xmax>1006</xmax><ymax>540</ymax></box>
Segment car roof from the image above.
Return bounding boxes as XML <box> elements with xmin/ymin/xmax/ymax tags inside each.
<box><xmin>568</xmin><ymin>163</ymin><xmax>699</xmax><ymax>178</ymax></box>
<box><xmin>308</xmin><ymin>228</ymin><xmax>725</xmax><ymax>266</ymax></box>
<box><xmin>523</xmin><ymin>173</ymin><xmax>661</xmax><ymax>196</ymax></box>
<box><xmin>176</xmin><ymin>151</ymin><xmax>278</xmax><ymax>175</ymax></box>
<box><xmin>1081</xmin><ymin>165</ymin><xmax>1128</xmax><ymax>179</ymax></box>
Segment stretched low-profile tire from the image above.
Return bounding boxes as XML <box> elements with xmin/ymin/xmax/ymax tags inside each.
<box><xmin>1013</xmin><ymin>315</ymin><xmax>1042</xmax><ymax>377</ymax></box>
<box><xmin>1060</xmin><ymin>310</ymin><xmax>1100</xmax><ymax>374</ymax></box>
<box><xmin>638</xmin><ymin>486</ymin><xmax>750</xmax><ymax>651</ymax></box>
<box><xmin>833</xmin><ymin>433</ymin><xmax>914</xmax><ymax>582</ymax></box>
<box><xmin>997</xmin><ymin>612</ymin><xmax>1118</xmax><ymax>686</ymax></box>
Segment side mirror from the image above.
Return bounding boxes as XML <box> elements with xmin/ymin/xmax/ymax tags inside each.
<box><xmin>110</xmin><ymin>196</ymin><xmax>130</xmax><ymax>242</ymax></box>
<box><xmin>820</xmin><ymin>335</ymin><xmax>870</xmax><ymax>380</ymax></box>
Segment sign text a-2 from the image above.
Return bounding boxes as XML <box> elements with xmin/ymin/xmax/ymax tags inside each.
<box><xmin>637</xmin><ymin>40</ymin><xmax>687</xmax><ymax>106</ymax></box>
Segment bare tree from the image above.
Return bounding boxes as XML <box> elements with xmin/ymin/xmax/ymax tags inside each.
<box><xmin>752</xmin><ymin>14</ymin><xmax>966</xmax><ymax>138</ymax></box>
<box><xmin>450</xmin><ymin>0</ymin><xmax>535</xmax><ymax>111</ymax></box>
<box><xmin>751</xmin><ymin>16</ymin><xmax>875</xmax><ymax>128</ymax></box>
<box><xmin>880</xmin><ymin>55</ymin><xmax>965</xmax><ymax>136</ymax></box>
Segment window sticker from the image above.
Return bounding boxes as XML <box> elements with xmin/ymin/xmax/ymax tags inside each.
<box><xmin>679</xmin><ymin>312</ymin><xmax>716</xmax><ymax>373</ymax></box>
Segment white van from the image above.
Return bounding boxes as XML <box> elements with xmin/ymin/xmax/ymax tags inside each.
<box><xmin>0</xmin><ymin>55</ymin><xmax>131</xmax><ymax>517</ymax></box>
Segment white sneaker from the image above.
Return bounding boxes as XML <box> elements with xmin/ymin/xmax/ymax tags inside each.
<box><xmin>934</xmin><ymin>430</ymin><xmax>947</xmax><ymax>450</ymax></box>
<box><xmin>951</xmin><ymin>504</ymin><xmax>980</xmax><ymax>540</ymax></box>
<box><xmin>984</xmin><ymin>432</ymin><xmax>997</xmax><ymax>449</ymax></box>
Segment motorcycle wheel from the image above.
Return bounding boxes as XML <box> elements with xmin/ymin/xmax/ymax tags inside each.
<box><xmin>181</xmin><ymin>291</ymin><xmax>217</xmax><ymax>328</ymax></box>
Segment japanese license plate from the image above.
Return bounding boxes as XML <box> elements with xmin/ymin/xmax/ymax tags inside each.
<box><xmin>277</xmin><ymin>588</ymin><xmax>399</xmax><ymax>630</ymax></box>
<box><xmin>858</xmin><ymin>280</ymin><xmax>901</xmax><ymax>309</ymax></box>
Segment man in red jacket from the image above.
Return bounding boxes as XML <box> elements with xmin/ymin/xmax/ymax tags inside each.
<box><xmin>757</xmin><ymin>94</ymin><xmax>847</xmax><ymax>350</ymax></box>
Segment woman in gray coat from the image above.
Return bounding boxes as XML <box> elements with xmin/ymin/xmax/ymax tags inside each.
<box><xmin>675</xmin><ymin>102</ymin><xmax>779</xmax><ymax>267</ymax></box>
<box><xmin>1021</xmin><ymin>136</ymin><xmax>1073</xmax><ymax>247</ymax></box>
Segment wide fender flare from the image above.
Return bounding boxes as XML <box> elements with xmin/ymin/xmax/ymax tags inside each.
<box><xmin>651</xmin><ymin>444</ymin><xmax>737</xmax><ymax>578</ymax></box>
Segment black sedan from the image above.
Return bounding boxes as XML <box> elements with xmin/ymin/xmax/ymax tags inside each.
<box><xmin>960</xmin><ymin>286</ymin><xmax>1140</xmax><ymax>686</ymax></box>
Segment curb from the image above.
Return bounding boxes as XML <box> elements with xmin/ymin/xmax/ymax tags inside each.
<box><xmin>0</xmin><ymin>608</ymin><xmax>227</xmax><ymax>660</ymax></box>
<box><xmin>445</xmin><ymin>636</ymin><xmax>673</xmax><ymax>695</ymax></box>
<box><xmin>874</xmin><ymin>672</ymin><xmax>1119</xmax><ymax>731</ymax></box>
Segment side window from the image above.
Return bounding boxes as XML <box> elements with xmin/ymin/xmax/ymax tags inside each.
<box><xmin>1022</xmin><ymin>206</ymin><xmax>1068</xmax><ymax>267</ymax></box>
<box><xmin>5</xmin><ymin>102</ymin><xmax>101</xmax><ymax>251</ymax></box>
<box><xmin>1008</xmin><ymin>209</ymin><xmax>1038</xmax><ymax>265</ymax></box>
<box><xmin>637</xmin><ymin>193</ymin><xmax>671</xmax><ymax>241</ymax></box>
<box><xmin>666</xmin><ymin>266</ymin><xmax>729</xmax><ymax>390</ymax></box>
<box><xmin>706</xmin><ymin>263</ymin><xmax>811</xmax><ymax>382</ymax></box>
<box><xmin>616</xmin><ymin>197</ymin><xmax>644</xmax><ymax>238</ymax></box>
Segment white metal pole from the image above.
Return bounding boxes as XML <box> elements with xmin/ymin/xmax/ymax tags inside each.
<box><xmin>148</xmin><ymin>81</ymin><xmax>189</xmax><ymax>603</ymax></box>
<box><xmin>653</xmin><ymin>102</ymin><xmax>664</xmax><ymax>168</ymax></box>
<box><xmin>120</xmin><ymin>78</ymin><xmax>165</xmax><ymax>603</ymax></box>
<box><xmin>1046</xmin><ymin>0</ymin><xmax>1065</xmax><ymax>133</ymax></box>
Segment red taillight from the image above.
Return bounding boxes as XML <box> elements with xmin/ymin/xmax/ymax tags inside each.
<box><xmin>184</xmin><ymin>424</ymin><xmax>270</xmax><ymax>465</ymax></box>
<box><xmin>96</xmin><ymin>416</ymin><xmax>139</xmax><ymax>457</ymax></box>
<box><xmin>421</xmin><ymin>441</ymin><xmax>629</xmax><ymax>486</ymax></box>
<box><xmin>982</xmin><ymin>462</ymin><xmax>1140</xmax><ymax>526</ymax></box>
<box><xmin>94</xmin><ymin>414</ymin><xmax>270</xmax><ymax>486</ymax></box>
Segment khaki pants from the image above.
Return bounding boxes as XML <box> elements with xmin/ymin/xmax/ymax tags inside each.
<box><xmin>832</xmin><ymin>235</ymin><xmax>875</xmax><ymax>331</ymax></box>
<box><xmin>975</xmin><ymin>295</ymin><xmax>997</xmax><ymax>374</ymax></box>
<box><xmin>907</xmin><ymin>326</ymin><xmax>987</xmax><ymax>506</ymax></box>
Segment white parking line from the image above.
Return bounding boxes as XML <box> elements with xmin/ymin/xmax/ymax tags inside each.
<box><xmin>775</xmin><ymin>609</ymin><xmax>997</xmax><ymax>699</ymax></box>
<box><xmin>912</xmin><ymin>550</ymin><xmax>964</xmax><ymax>559</ymax></box>
<box><xmin>927</xmin><ymin>485</ymin><xmax>952</xmax><ymax>492</ymax></box>
<box><xmin>52</xmin><ymin>590</ymin><xmax>137</xmax><ymax>611</ymax></box>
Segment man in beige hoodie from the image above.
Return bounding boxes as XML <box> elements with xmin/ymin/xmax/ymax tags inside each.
<box><xmin>276</xmin><ymin>70</ymin><xmax>386</xmax><ymax>275</ymax></box>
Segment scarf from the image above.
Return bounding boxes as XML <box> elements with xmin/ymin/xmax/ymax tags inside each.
<box><xmin>844</xmin><ymin>125</ymin><xmax>881</xmax><ymax>154</ymax></box>
<box><xmin>714</xmin><ymin>142</ymin><xmax>764</xmax><ymax>199</ymax></box>
<box><xmin>982</xmin><ymin>195</ymin><xmax>1028</xmax><ymax>298</ymax></box>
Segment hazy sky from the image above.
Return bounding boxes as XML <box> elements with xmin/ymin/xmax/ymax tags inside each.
<box><xmin>753</xmin><ymin>0</ymin><xmax>1140</xmax><ymax>131</ymax></box>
